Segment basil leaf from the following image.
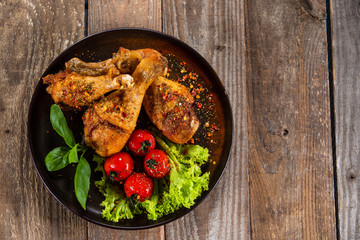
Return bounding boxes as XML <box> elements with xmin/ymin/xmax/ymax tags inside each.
<box><xmin>74</xmin><ymin>156</ymin><xmax>91</xmax><ymax>210</ymax></box>
<box><xmin>50</xmin><ymin>104</ymin><xmax>75</xmax><ymax>147</ymax></box>
<box><xmin>45</xmin><ymin>146</ymin><xmax>71</xmax><ymax>171</ymax></box>
<box><xmin>68</xmin><ymin>144</ymin><xmax>79</xmax><ymax>164</ymax></box>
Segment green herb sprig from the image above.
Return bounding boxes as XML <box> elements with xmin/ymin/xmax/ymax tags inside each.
<box><xmin>45</xmin><ymin>104</ymin><xmax>91</xmax><ymax>210</ymax></box>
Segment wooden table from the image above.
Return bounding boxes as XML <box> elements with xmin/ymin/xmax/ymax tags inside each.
<box><xmin>0</xmin><ymin>0</ymin><xmax>358</xmax><ymax>239</ymax></box>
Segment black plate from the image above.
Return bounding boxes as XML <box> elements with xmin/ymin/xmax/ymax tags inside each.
<box><xmin>28</xmin><ymin>28</ymin><xmax>233</xmax><ymax>229</ymax></box>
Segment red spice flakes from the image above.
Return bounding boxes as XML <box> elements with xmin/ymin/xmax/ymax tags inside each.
<box><xmin>211</xmin><ymin>124</ymin><xmax>219</xmax><ymax>131</ymax></box>
<box><xmin>122</xmin><ymin>112</ymin><xmax>127</xmax><ymax>118</ymax></box>
<box><xmin>165</xmin><ymin>54</ymin><xmax>220</xmax><ymax>146</ymax></box>
<box><xmin>106</xmin><ymin>108</ymin><xmax>115</xmax><ymax>113</ymax></box>
<box><xmin>208</xmin><ymin>93</ymin><xmax>214</xmax><ymax>103</ymax></box>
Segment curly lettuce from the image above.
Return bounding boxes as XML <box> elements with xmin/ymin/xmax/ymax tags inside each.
<box><xmin>140</xmin><ymin>135</ymin><xmax>209</xmax><ymax>220</ymax></box>
<box><xmin>94</xmin><ymin>155</ymin><xmax>134</xmax><ymax>221</ymax></box>
<box><xmin>93</xmin><ymin>133</ymin><xmax>210</xmax><ymax>221</ymax></box>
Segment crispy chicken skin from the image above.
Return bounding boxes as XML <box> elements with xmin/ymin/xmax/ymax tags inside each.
<box><xmin>83</xmin><ymin>54</ymin><xmax>168</xmax><ymax>157</ymax></box>
<box><xmin>65</xmin><ymin>57</ymin><xmax>114</xmax><ymax>76</ymax></box>
<box><xmin>65</xmin><ymin>48</ymin><xmax>161</xmax><ymax>76</ymax></box>
<box><xmin>44</xmin><ymin>46</ymin><xmax>199</xmax><ymax>155</ymax></box>
<box><xmin>43</xmin><ymin>66</ymin><xmax>134</xmax><ymax>109</ymax></box>
<box><xmin>113</xmin><ymin>47</ymin><xmax>143</xmax><ymax>74</ymax></box>
<box><xmin>143</xmin><ymin>77</ymin><xmax>199</xmax><ymax>144</ymax></box>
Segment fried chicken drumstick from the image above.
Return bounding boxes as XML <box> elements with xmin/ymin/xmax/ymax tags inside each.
<box><xmin>64</xmin><ymin>48</ymin><xmax>200</xmax><ymax>144</ymax></box>
<box><xmin>43</xmin><ymin>47</ymin><xmax>200</xmax><ymax>157</ymax></box>
<box><xmin>83</xmin><ymin>54</ymin><xmax>168</xmax><ymax>156</ymax></box>
<box><xmin>143</xmin><ymin>77</ymin><xmax>199</xmax><ymax>144</ymax></box>
<box><xmin>43</xmin><ymin>65</ymin><xmax>134</xmax><ymax>109</ymax></box>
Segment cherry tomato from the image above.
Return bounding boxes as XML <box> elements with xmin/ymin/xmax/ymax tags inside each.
<box><xmin>124</xmin><ymin>173</ymin><xmax>154</xmax><ymax>202</ymax></box>
<box><xmin>104</xmin><ymin>152</ymin><xmax>134</xmax><ymax>182</ymax></box>
<box><xmin>127</xmin><ymin>129</ymin><xmax>155</xmax><ymax>156</ymax></box>
<box><xmin>144</xmin><ymin>149</ymin><xmax>170</xmax><ymax>179</ymax></box>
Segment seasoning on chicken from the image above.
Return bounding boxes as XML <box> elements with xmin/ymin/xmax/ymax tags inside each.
<box><xmin>43</xmin><ymin>66</ymin><xmax>134</xmax><ymax>109</ymax></box>
<box><xmin>65</xmin><ymin>48</ymin><xmax>160</xmax><ymax>76</ymax></box>
<box><xmin>113</xmin><ymin>47</ymin><xmax>143</xmax><ymax>74</ymax></box>
<box><xmin>143</xmin><ymin>77</ymin><xmax>199</xmax><ymax>144</ymax></box>
<box><xmin>65</xmin><ymin>57</ymin><xmax>115</xmax><ymax>76</ymax></box>
<box><xmin>83</xmin><ymin>54</ymin><xmax>168</xmax><ymax>157</ymax></box>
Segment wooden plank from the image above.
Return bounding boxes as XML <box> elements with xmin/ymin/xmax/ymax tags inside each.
<box><xmin>245</xmin><ymin>0</ymin><xmax>336</xmax><ymax>239</ymax></box>
<box><xmin>330</xmin><ymin>0</ymin><xmax>360</xmax><ymax>239</ymax></box>
<box><xmin>87</xmin><ymin>0</ymin><xmax>164</xmax><ymax>239</ymax></box>
<box><xmin>88</xmin><ymin>0</ymin><xmax>162</xmax><ymax>35</ymax></box>
<box><xmin>0</xmin><ymin>0</ymin><xmax>85</xmax><ymax>239</ymax></box>
<box><xmin>162</xmin><ymin>0</ymin><xmax>250</xmax><ymax>239</ymax></box>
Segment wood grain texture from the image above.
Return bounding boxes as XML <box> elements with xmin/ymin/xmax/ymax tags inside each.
<box><xmin>330</xmin><ymin>0</ymin><xmax>360</xmax><ymax>239</ymax></box>
<box><xmin>162</xmin><ymin>0</ymin><xmax>250</xmax><ymax>239</ymax></box>
<box><xmin>245</xmin><ymin>0</ymin><xmax>336</xmax><ymax>239</ymax></box>
<box><xmin>87</xmin><ymin>0</ymin><xmax>164</xmax><ymax>239</ymax></box>
<box><xmin>88</xmin><ymin>0</ymin><xmax>162</xmax><ymax>35</ymax></box>
<box><xmin>0</xmin><ymin>0</ymin><xmax>85</xmax><ymax>239</ymax></box>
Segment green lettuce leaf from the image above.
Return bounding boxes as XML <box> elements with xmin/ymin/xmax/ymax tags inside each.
<box><xmin>141</xmin><ymin>134</ymin><xmax>210</xmax><ymax>220</ymax></box>
<box><xmin>94</xmin><ymin>131</ymin><xmax>210</xmax><ymax>221</ymax></box>
<box><xmin>95</xmin><ymin>176</ymin><xmax>134</xmax><ymax>221</ymax></box>
<box><xmin>141</xmin><ymin>179</ymin><xmax>162</xmax><ymax>220</ymax></box>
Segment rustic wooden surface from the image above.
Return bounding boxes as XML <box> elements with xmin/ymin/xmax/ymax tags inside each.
<box><xmin>330</xmin><ymin>0</ymin><xmax>360</xmax><ymax>239</ymax></box>
<box><xmin>1</xmin><ymin>0</ymin><xmax>357</xmax><ymax>239</ymax></box>
<box><xmin>88</xmin><ymin>0</ymin><xmax>162</xmax><ymax>35</ymax></box>
<box><xmin>87</xmin><ymin>0</ymin><xmax>165</xmax><ymax>239</ymax></box>
<box><xmin>87</xmin><ymin>0</ymin><xmax>249</xmax><ymax>239</ymax></box>
<box><xmin>162</xmin><ymin>0</ymin><xmax>249</xmax><ymax>239</ymax></box>
<box><xmin>245</xmin><ymin>0</ymin><xmax>336</xmax><ymax>239</ymax></box>
<box><xmin>0</xmin><ymin>1</ymin><xmax>86</xmax><ymax>239</ymax></box>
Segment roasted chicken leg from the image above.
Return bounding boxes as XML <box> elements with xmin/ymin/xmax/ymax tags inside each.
<box><xmin>43</xmin><ymin>66</ymin><xmax>134</xmax><ymax>109</ymax></box>
<box><xmin>143</xmin><ymin>77</ymin><xmax>199</xmax><ymax>144</ymax></box>
<box><xmin>65</xmin><ymin>47</ymin><xmax>162</xmax><ymax>76</ymax></box>
<box><xmin>65</xmin><ymin>57</ymin><xmax>115</xmax><ymax>76</ymax></box>
<box><xmin>83</xmin><ymin>54</ymin><xmax>168</xmax><ymax>157</ymax></box>
<box><xmin>64</xmin><ymin>47</ymin><xmax>199</xmax><ymax>144</ymax></box>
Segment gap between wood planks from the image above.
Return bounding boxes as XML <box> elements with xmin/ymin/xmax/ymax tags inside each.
<box><xmin>81</xmin><ymin>0</ymin><xmax>337</xmax><ymax>238</ymax></box>
<box><xmin>85</xmin><ymin>0</ymin><xmax>88</xmax><ymax>36</ymax></box>
<box><xmin>326</xmin><ymin>0</ymin><xmax>339</xmax><ymax>239</ymax></box>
